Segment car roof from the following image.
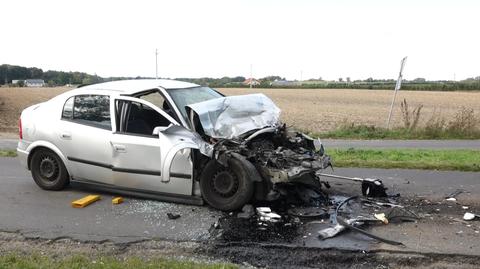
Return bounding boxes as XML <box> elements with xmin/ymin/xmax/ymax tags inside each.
<box><xmin>71</xmin><ymin>79</ymin><xmax>200</xmax><ymax>96</ymax></box>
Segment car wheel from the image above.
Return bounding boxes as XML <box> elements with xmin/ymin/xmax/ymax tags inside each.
<box><xmin>200</xmin><ymin>158</ymin><xmax>254</xmax><ymax>211</ymax></box>
<box><xmin>30</xmin><ymin>148</ymin><xmax>69</xmax><ymax>191</ymax></box>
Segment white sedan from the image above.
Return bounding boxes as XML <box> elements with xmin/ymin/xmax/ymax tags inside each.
<box><xmin>17</xmin><ymin>79</ymin><xmax>330</xmax><ymax>210</ymax></box>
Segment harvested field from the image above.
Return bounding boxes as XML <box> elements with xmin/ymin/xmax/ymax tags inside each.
<box><xmin>0</xmin><ymin>87</ymin><xmax>479</xmax><ymax>134</ymax></box>
<box><xmin>218</xmin><ymin>88</ymin><xmax>480</xmax><ymax>133</ymax></box>
<box><xmin>0</xmin><ymin>87</ymin><xmax>70</xmax><ymax>132</ymax></box>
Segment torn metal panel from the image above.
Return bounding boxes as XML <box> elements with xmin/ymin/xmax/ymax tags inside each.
<box><xmin>187</xmin><ymin>93</ymin><xmax>281</xmax><ymax>139</ymax></box>
<box><xmin>160</xmin><ymin>124</ymin><xmax>213</xmax><ymax>157</ymax></box>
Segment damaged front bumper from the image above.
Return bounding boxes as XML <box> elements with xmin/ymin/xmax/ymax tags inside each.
<box><xmin>211</xmin><ymin>125</ymin><xmax>332</xmax><ymax>189</ymax></box>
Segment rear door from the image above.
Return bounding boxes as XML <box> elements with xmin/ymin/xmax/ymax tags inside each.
<box><xmin>58</xmin><ymin>94</ymin><xmax>113</xmax><ymax>184</ymax></box>
<box><xmin>110</xmin><ymin>97</ymin><xmax>195</xmax><ymax>195</ymax></box>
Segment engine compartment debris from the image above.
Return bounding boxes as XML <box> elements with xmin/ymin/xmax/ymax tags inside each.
<box><xmin>208</xmin><ymin>175</ymin><xmax>418</xmax><ymax>247</ymax></box>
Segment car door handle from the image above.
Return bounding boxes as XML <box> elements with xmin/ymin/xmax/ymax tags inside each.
<box><xmin>112</xmin><ymin>144</ymin><xmax>126</xmax><ymax>153</ymax></box>
<box><xmin>60</xmin><ymin>132</ymin><xmax>71</xmax><ymax>139</ymax></box>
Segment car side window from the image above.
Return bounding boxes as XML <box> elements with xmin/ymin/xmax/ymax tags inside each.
<box><xmin>62</xmin><ymin>96</ymin><xmax>74</xmax><ymax>119</ymax></box>
<box><xmin>116</xmin><ymin>100</ymin><xmax>171</xmax><ymax>136</ymax></box>
<box><xmin>62</xmin><ymin>95</ymin><xmax>111</xmax><ymax>130</ymax></box>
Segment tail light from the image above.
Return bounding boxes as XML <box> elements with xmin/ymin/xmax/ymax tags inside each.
<box><xmin>18</xmin><ymin>117</ymin><xmax>23</xmax><ymax>140</ymax></box>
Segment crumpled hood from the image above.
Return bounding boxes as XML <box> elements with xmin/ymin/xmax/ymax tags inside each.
<box><xmin>186</xmin><ymin>93</ymin><xmax>281</xmax><ymax>139</ymax></box>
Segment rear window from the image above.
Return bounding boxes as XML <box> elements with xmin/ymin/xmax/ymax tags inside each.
<box><xmin>62</xmin><ymin>95</ymin><xmax>111</xmax><ymax>130</ymax></box>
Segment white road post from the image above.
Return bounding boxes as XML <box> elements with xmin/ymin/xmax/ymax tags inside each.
<box><xmin>155</xmin><ymin>49</ymin><xmax>158</xmax><ymax>80</ymax></box>
<box><xmin>386</xmin><ymin>56</ymin><xmax>407</xmax><ymax>129</ymax></box>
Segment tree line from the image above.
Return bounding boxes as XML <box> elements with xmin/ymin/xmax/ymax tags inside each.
<box><xmin>1</xmin><ymin>64</ymin><xmax>479</xmax><ymax>91</ymax></box>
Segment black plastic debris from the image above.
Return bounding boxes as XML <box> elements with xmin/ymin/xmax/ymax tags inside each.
<box><xmin>361</xmin><ymin>179</ymin><xmax>387</xmax><ymax>197</ymax></box>
<box><xmin>333</xmin><ymin>196</ymin><xmax>404</xmax><ymax>246</ymax></box>
<box><xmin>167</xmin><ymin>213</ymin><xmax>181</xmax><ymax>220</ymax></box>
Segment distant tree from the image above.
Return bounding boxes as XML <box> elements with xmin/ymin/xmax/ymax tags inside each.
<box><xmin>29</xmin><ymin>67</ymin><xmax>43</xmax><ymax>78</ymax></box>
<box><xmin>346</xmin><ymin>77</ymin><xmax>351</xmax><ymax>83</ymax></box>
<box><xmin>412</xmin><ymin>78</ymin><xmax>426</xmax><ymax>83</ymax></box>
<box><xmin>338</xmin><ymin>77</ymin><xmax>343</xmax><ymax>82</ymax></box>
<box><xmin>261</xmin><ymin>76</ymin><xmax>283</xmax><ymax>82</ymax></box>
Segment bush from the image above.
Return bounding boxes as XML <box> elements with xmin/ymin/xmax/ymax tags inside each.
<box><xmin>447</xmin><ymin>107</ymin><xmax>478</xmax><ymax>136</ymax></box>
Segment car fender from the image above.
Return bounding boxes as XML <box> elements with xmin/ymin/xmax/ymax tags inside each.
<box><xmin>26</xmin><ymin>140</ymin><xmax>70</xmax><ymax>174</ymax></box>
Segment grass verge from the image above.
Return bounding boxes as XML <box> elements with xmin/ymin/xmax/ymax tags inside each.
<box><xmin>328</xmin><ymin>148</ymin><xmax>480</xmax><ymax>171</ymax></box>
<box><xmin>0</xmin><ymin>150</ymin><xmax>16</xmax><ymax>157</ymax></box>
<box><xmin>319</xmin><ymin>125</ymin><xmax>480</xmax><ymax>140</ymax></box>
<box><xmin>0</xmin><ymin>253</ymin><xmax>237</xmax><ymax>269</ymax></box>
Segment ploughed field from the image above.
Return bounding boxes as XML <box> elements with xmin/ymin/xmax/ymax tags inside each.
<box><xmin>0</xmin><ymin>87</ymin><xmax>70</xmax><ymax>132</ymax></box>
<box><xmin>1</xmin><ymin>86</ymin><xmax>479</xmax><ymax>134</ymax></box>
<box><xmin>219</xmin><ymin>88</ymin><xmax>480</xmax><ymax>133</ymax></box>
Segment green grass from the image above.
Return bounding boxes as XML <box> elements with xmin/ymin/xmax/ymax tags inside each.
<box><xmin>0</xmin><ymin>150</ymin><xmax>17</xmax><ymax>157</ymax></box>
<box><xmin>319</xmin><ymin>126</ymin><xmax>480</xmax><ymax>140</ymax></box>
<box><xmin>0</xmin><ymin>253</ymin><xmax>237</xmax><ymax>269</ymax></box>
<box><xmin>328</xmin><ymin>148</ymin><xmax>480</xmax><ymax>171</ymax></box>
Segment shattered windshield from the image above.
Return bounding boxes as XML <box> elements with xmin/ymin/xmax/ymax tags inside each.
<box><xmin>166</xmin><ymin>87</ymin><xmax>223</xmax><ymax>121</ymax></box>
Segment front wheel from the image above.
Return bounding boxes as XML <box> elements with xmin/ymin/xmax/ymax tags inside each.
<box><xmin>30</xmin><ymin>148</ymin><xmax>69</xmax><ymax>191</ymax></box>
<box><xmin>200</xmin><ymin>157</ymin><xmax>254</xmax><ymax>211</ymax></box>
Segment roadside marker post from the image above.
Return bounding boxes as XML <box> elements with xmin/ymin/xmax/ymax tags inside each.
<box><xmin>386</xmin><ymin>56</ymin><xmax>407</xmax><ymax>129</ymax></box>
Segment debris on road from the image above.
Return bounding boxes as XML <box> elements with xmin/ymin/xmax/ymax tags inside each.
<box><xmin>463</xmin><ymin>212</ymin><xmax>479</xmax><ymax>221</ymax></box>
<box><xmin>209</xmin><ymin>172</ymin><xmax>419</xmax><ymax>248</ymax></box>
<box><xmin>318</xmin><ymin>223</ymin><xmax>349</xmax><ymax>239</ymax></box>
<box><xmin>71</xmin><ymin>195</ymin><xmax>101</xmax><ymax>208</ymax></box>
<box><xmin>374</xmin><ymin>213</ymin><xmax>389</xmax><ymax>224</ymax></box>
<box><xmin>445</xmin><ymin>189</ymin><xmax>465</xmax><ymax>200</ymax></box>
<box><xmin>334</xmin><ymin>196</ymin><xmax>404</xmax><ymax>246</ymax></box>
<box><xmin>256</xmin><ymin>207</ymin><xmax>281</xmax><ymax>223</ymax></box>
<box><xmin>112</xmin><ymin>197</ymin><xmax>123</xmax><ymax>204</ymax></box>
<box><xmin>167</xmin><ymin>213</ymin><xmax>181</xmax><ymax>220</ymax></box>
<box><xmin>316</xmin><ymin>173</ymin><xmax>388</xmax><ymax>198</ymax></box>
<box><xmin>237</xmin><ymin>204</ymin><xmax>255</xmax><ymax>219</ymax></box>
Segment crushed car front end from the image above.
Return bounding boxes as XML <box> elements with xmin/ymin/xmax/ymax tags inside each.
<box><xmin>185</xmin><ymin>93</ymin><xmax>332</xmax><ymax>210</ymax></box>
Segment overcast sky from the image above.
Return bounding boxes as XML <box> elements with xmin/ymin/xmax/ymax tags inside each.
<box><xmin>2</xmin><ymin>0</ymin><xmax>479</xmax><ymax>80</ymax></box>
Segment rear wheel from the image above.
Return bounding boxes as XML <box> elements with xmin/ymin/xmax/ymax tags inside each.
<box><xmin>30</xmin><ymin>148</ymin><xmax>69</xmax><ymax>190</ymax></box>
<box><xmin>200</xmin><ymin>158</ymin><xmax>254</xmax><ymax>211</ymax></box>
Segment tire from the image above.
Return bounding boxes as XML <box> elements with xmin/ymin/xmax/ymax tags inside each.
<box><xmin>200</xmin><ymin>157</ymin><xmax>255</xmax><ymax>211</ymax></box>
<box><xmin>30</xmin><ymin>148</ymin><xmax>69</xmax><ymax>191</ymax></box>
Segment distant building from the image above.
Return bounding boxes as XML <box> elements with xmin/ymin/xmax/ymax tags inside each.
<box><xmin>270</xmin><ymin>80</ymin><xmax>299</xmax><ymax>87</ymax></box>
<box><xmin>24</xmin><ymin>79</ymin><xmax>45</xmax><ymax>87</ymax></box>
<box><xmin>243</xmin><ymin>78</ymin><xmax>260</xmax><ymax>87</ymax></box>
<box><xmin>12</xmin><ymin>80</ymin><xmax>23</xmax><ymax>85</ymax></box>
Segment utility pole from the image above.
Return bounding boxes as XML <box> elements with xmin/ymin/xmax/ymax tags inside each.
<box><xmin>250</xmin><ymin>64</ymin><xmax>253</xmax><ymax>89</ymax></box>
<box><xmin>155</xmin><ymin>49</ymin><xmax>158</xmax><ymax>80</ymax></box>
<box><xmin>386</xmin><ymin>56</ymin><xmax>407</xmax><ymax>129</ymax></box>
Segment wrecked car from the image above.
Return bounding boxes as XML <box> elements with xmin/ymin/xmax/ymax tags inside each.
<box><xmin>17</xmin><ymin>79</ymin><xmax>332</xmax><ymax>211</ymax></box>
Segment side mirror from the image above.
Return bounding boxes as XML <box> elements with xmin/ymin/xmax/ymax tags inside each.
<box><xmin>152</xmin><ymin>124</ymin><xmax>173</xmax><ymax>136</ymax></box>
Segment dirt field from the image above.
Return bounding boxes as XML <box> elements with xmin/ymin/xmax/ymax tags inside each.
<box><xmin>1</xmin><ymin>86</ymin><xmax>479</xmax><ymax>133</ymax></box>
<box><xmin>219</xmin><ymin>88</ymin><xmax>480</xmax><ymax>132</ymax></box>
<box><xmin>0</xmin><ymin>87</ymin><xmax>70</xmax><ymax>132</ymax></box>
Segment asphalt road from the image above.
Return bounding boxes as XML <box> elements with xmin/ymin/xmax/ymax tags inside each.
<box><xmin>1</xmin><ymin>156</ymin><xmax>479</xmax><ymax>256</ymax></box>
<box><xmin>2</xmin><ymin>138</ymin><xmax>480</xmax><ymax>150</ymax></box>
